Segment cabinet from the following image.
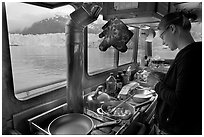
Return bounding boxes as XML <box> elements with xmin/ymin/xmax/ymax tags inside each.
<box><xmin>102</xmin><ymin>2</ymin><xmax>170</xmax><ymax>25</ymax></box>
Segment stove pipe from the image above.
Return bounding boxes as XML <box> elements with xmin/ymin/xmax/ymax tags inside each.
<box><xmin>65</xmin><ymin>4</ymin><xmax>101</xmax><ymax>113</ymax></box>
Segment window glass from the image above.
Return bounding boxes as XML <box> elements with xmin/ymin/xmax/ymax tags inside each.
<box><xmin>118</xmin><ymin>29</ymin><xmax>134</xmax><ymax>65</ymax></box>
<box><xmin>88</xmin><ymin>16</ymin><xmax>135</xmax><ymax>74</ymax></box>
<box><xmin>88</xmin><ymin>15</ymin><xmax>116</xmax><ymax>74</ymax></box>
<box><xmin>152</xmin><ymin>37</ymin><xmax>179</xmax><ymax>60</ymax></box>
<box><xmin>137</xmin><ymin>22</ymin><xmax>202</xmax><ymax>62</ymax></box>
<box><xmin>6</xmin><ymin>3</ymin><xmax>75</xmax><ymax>100</ymax></box>
<box><xmin>191</xmin><ymin>22</ymin><xmax>202</xmax><ymax>42</ymax></box>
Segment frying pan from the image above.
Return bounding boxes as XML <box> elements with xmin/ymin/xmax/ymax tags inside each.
<box><xmin>48</xmin><ymin>113</ymin><xmax>120</xmax><ymax>135</ymax></box>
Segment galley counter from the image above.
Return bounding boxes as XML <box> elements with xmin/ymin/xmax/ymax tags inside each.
<box><xmin>28</xmin><ymin>86</ymin><xmax>157</xmax><ymax>135</ymax></box>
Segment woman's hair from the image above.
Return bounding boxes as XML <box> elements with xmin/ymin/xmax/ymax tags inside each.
<box><xmin>158</xmin><ymin>11</ymin><xmax>192</xmax><ymax>31</ymax></box>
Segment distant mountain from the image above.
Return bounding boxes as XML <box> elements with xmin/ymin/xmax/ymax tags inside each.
<box><xmin>21</xmin><ymin>15</ymin><xmax>70</xmax><ymax>35</ymax></box>
<box><xmin>10</xmin><ymin>15</ymin><xmax>104</xmax><ymax>35</ymax></box>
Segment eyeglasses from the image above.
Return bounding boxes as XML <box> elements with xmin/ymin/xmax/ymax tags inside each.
<box><xmin>159</xmin><ymin>25</ymin><xmax>170</xmax><ymax>40</ymax></box>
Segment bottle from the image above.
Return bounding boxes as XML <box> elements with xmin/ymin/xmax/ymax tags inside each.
<box><xmin>126</xmin><ymin>66</ymin><xmax>132</xmax><ymax>82</ymax></box>
<box><xmin>106</xmin><ymin>73</ymin><xmax>117</xmax><ymax>96</ymax></box>
<box><xmin>116</xmin><ymin>71</ymin><xmax>123</xmax><ymax>95</ymax></box>
<box><xmin>140</xmin><ymin>56</ymin><xmax>146</xmax><ymax>68</ymax></box>
<box><xmin>122</xmin><ymin>70</ymin><xmax>128</xmax><ymax>86</ymax></box>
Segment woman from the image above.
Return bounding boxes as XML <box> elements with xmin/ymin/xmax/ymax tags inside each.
<box><xmin>148</xmin><ymin>11</ymin><xmax>202</xmax><ymax>134</ymax></box>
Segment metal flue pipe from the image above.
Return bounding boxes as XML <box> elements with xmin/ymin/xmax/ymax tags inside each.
<box><xmin>65</xmin><ymin>3</ymin><xmax>101</xmax><ymax>113</ymax></box>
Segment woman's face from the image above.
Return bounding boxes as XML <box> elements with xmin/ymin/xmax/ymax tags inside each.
<box><xmin>159</xmin><ymin>25</ymin><xmax>178</xmax><ymax>51</ymax></box>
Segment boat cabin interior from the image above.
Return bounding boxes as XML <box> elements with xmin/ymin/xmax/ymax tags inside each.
<box><xmin>2</xmin><ymin>2</ymin><xmax>202</xmax><ymax>135</ymax></box>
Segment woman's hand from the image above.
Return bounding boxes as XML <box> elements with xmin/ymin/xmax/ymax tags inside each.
<box><xmin>147</xmin><ymin>72</ymin><xmax>160</xmax><ymax>89</ymax></box>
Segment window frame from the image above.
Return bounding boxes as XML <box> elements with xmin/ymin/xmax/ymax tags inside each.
<box><xmin>5</xmin><ymin>3</ymin><xmax>75</xmax><ymax>100</ymax></box>
<box><xmin>86</xmin><ymin>23</ymin><xmax>138</xmax><ymax>76</ymax></box>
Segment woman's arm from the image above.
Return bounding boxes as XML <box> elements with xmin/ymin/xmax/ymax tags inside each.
<box><xmin>154</xmin><ymin>54</ymin><xmax>197</xmax><ymax>107</ymax></box>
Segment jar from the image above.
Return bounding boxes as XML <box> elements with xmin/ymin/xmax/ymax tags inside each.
<box><xmin>106</xmin><ymin>73</ymin><xmax>117</xmax><ymax>95</ymax></box>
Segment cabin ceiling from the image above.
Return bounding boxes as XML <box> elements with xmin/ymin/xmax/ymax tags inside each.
<box><xmin>24</xmin><ymin>2</ymin><xmax>82</xmax><ymax>9</ymax></box>
<box><xmin>24</xmin><ymin>2</ymin><xmax>201</xmax><ymax>28</ymax></box>
<box><xmin>25</xmin><ymin>2</ymin><xmax>201</xmax><ymax>10</ymax></box>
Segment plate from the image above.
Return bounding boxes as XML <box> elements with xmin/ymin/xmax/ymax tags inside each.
<box><xmin>133</xmin><ymin>93</ymin><xmax>152</xmax><ymax>98</ymax></box>
<box><xmin>132</xmin><ymin>91</ymin><xmax>153</xmax><ymax>103</ymax></box>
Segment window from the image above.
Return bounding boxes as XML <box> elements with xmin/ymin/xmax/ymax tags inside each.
<box><xmin>6</xmin><ymin>3</ymin><xmax>75</xmax><ymax>100</ymax></box>
<box><xmin>137</xmin><ymin>29</ymin><xmax>179</xmax><ymax>62</ymax></box>
<box><xmin>88</xmin><ymin>15</ymin><xmax>115</xmax><ymax>74</ymax></box>
<box><xmin>88</xmin><ymin>16</ymin><xmax>134</xmax><ymax>74</ymax></box>
<box><xmin>137</xmin><ymin>22</ymin><xmax>202</xmax><ymax>62</ymax></box>
<box><xmin>152</xmin><ymin>37</ymin><xmax>179</xmax><ymax>60</ymax></box>
<box><xmin>118</xmin><ymin>31</ymin><xmax>134</xmax><ymax>65</ymax></box>
<box><xmin>191</xmin><ymin>22</ymin><xmax>202</xmax><ymax>42</ymax></box>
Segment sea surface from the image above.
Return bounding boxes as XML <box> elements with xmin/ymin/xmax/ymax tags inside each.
<box><xmin>10</xmin><ymin>45</ymin><xmax>177</xmax><ymax>94</ymax></box>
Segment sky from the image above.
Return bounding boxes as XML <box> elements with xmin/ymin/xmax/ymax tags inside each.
<box><xmin>5</xmin><ymin>2</ymin><xmax>202</xmax><ymax>33</ymax></box>
<box><xmin>5</xmin><ymin>2</ymin><xmax>106</xmax><ymax>32</ymax></box>
<box><xmin>5</xmin><ymin>2</ymin><xmax>75</xmax><ymax>32</ymax></box>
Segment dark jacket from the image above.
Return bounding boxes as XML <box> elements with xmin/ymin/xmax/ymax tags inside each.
<box><xmin>154</xmin><ymin>42</ymin><xmax>202</xmax><ymax>134</ymax></box>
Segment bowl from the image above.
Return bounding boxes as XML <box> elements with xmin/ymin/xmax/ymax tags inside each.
<box><xmin>98</xmin><ymin>100</ymin><xmax>135</xmax><ymax>120</ymax></box>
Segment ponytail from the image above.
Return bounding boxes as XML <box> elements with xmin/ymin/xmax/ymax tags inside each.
<box><xmin>181</xmin><ymin>12</ymin><xmax>191</xmax><ymax>31</ymax></box>
<box><xmin>159</xmin><ymin>11</ymin><xmax>192</xmax><ymax>31</ymax></box>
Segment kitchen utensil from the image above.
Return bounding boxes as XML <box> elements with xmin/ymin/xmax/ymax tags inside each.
<box><xmin>133</xmin><ymin>97</ymin><xmax>154</xmax><ymax>109</ymax></box>
<box><xmin>144</xmin><ymin>91</ymin><xmax>156</xmax><ymax>96</ymax></box>
<box><xmin>109</xmin><ymin>93</ymin><xmax>135</xmax><ymax>114</ymax></box>
<box><xmin>86</xmin><ymin>85</ymin><xmax>111</xmax><ymax>111</ymax></box>
<box><xmin>48</xmin><ymin>113</ymin><xmax>120</xmax><ymax>135</ymax></box>
<box><xmin>98</xmin><ymin>17</ymin><xmax>133</xmax><ymax>52</ymax></box>
<box><xmin>93</xmin><ymin>119</ymin><xmax>121</xmax><ymax>129</ymax></box>
<box><xmin>132</xmin><ymin>88</ymin><xmax>155</xmax><ymax>103</ymax></box>
<box><xmin>133</xmin><ymin>93</ymin><xmax>152</xmax><ymax>103</ymax></box>
<box><xmin>96</xmin><ymin>100</ymin><xmax>135</xmax><ymax>120</ymax></box>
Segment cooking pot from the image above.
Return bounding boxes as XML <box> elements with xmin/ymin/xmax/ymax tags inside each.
<box><xmin>48</xmin><ymin>113</ymin><xmax>120</xmax><ymax>135</ymax></box>
<box><xmin>97</xmin><ymin>100</ymin><xmax>135</xmax><ymax>120</ymax></box>
<box><xmin>86</xmin><ymin>85</ymin><xmax>112</xmax><ymax>111</ymax></box>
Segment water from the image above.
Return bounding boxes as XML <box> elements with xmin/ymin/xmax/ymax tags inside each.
<box><xmin>10</xmin><ymin>45</ymin><xmax>177</xmax><ymax>93</ymax></box>
<box><xmin>11</xmin><ymin>46</ymin><xmax>120</xmax><ymax>92</ymax></box>
<box><xmin>10</xmin><ymin>45</ymin><xmax>67</xmax><ymax>92</ymax></box>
